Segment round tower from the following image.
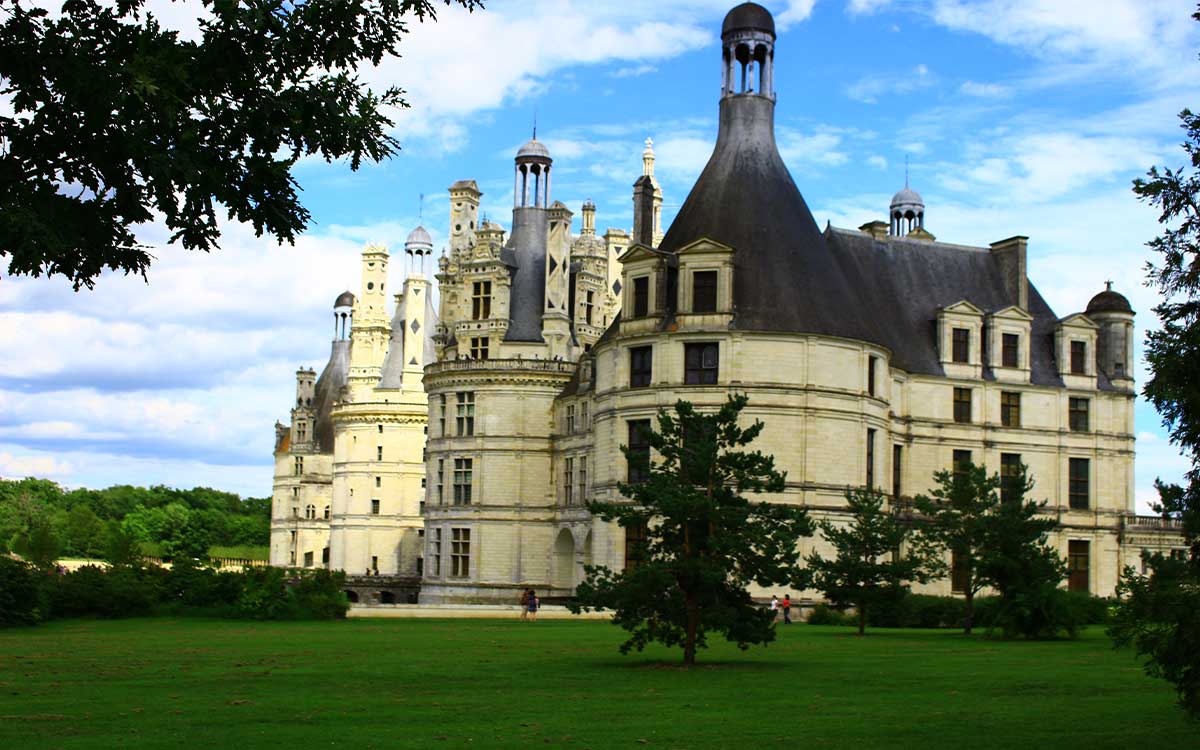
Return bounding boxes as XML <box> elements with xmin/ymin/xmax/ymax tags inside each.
<box><xmin>1086</xmin><ymin>281</ymin><xmax>1135</xmax><ymax>385</ymax></box>
<box><xmin>889</xmin><ymin>184</ymin><xmax>925</xmax><ymax>237</ymax></box>
<box><xmin>514</xmin><ymin>136</ymin><xmax>552</xmax><ymax>208</ymax></box>
<box><xmin>721</xmin><ymin>2</ymin><xmax>776</xmax><ymax>99</ymax></box>
<box><xmin>405</xmin><ymin>225</ymin><xmax>433</xmax><ymax>276</ymax></box>
<box><xmin>334</xmin><ymin>291</ymin><xmax>354</xmax><ymax>340</ymax></box>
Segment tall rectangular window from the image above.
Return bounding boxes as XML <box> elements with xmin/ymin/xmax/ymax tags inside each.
<box><xmin>1069</xmin><ymin>397</ymin><xmax>1090</xmax><ymax>432</ymax></box>
<box><xmin>436</xmin><ymin>459</ymin><xmax>444</xmax><ymax>504</ymax></box>
<box><xmin>456</xmin><ymin>392</ymin><xmax>475</xmax><ymax>436</ymax></box>
<box><xmin>892</xmin><ymin>444</ymin><xmax>903</xmax><ymax>500</ymax></box>
<box><xmin>304</xmin><ymin>551</ymin><xmax>314</xmax><ymax>568</ymax></box>
<box><xmin>371</xmin><ymin>498</ymin><xmax>381</xmax><ymax>515</ymax></box>
<box><xmin>1000</xmin><ymin>453</ymin><xmax>1022</xmax><ymax>503</ymax></box>
<box><xmin>692</xmin><ymin>270</ymin><xmax>718</xmax><ymax>313</ymax></box>
<box><xmin>585</xmin><ymin>290</ymin><xmax>595</xmax><ymax>325</ymax></box>
<box><xmin>377</xmin><ymin>446</ymin><xmax>383</xmax><ymax>461</ymax></box>
<box><xmin>632</xmin><ymin>276</ymin><xmax>649</xmax><ymax>318</ymax></box>
<box><xmin>472</xmin><ymin>281</ymin><xmax>492</xmax><ymax>320</ymax></box>
<box><xmin>580</xmin><ymin>402</ymin><xmax>589</xmax><ymax>430</ymax></box>
<box><xmin>375</xmin><ymin>476</ymin><xmax>382</xmax><ymax>488</ymax></box>
<box><xmin>564</xmin><ymin>457</ymin><xmax>574</xmax><ymax>506</ymax></box>
<box><xmin>627</xmin><ymin>420</ymin><xmax>651</xmax><ymax>484</ymax></box>
<box><xmin>294</xmin><ymin>456</ymin><xmax>304</xmax><ymax>476</ymax></box>
<box><xmin>952</xmin><ymin>327</ymin><xmax>970</xmax><ymax>363</ymax></box>
<box><xmin>1002</xmin><ymin>333</ymin><xmax>1020</xmax><ymax>368</ymax></box>
<box><xmin>470</xmin><ymin>337</ymin><xmax>489</xmax><ymax>360</ymax></box>
<box><xmin>439</xmin><ymin>394</ymin><xmax>447</xmax><ymax>436</ymax></box>
<box><xmin>453</xmin><ymin>458</ymin><xmax>473</xmax><ymax>505</ymax></box>
<box><xmin>867</xmin><ymin>357</ymin><xmax>878</xmax><ymax>397</ymax></box>
<box><xmin>1070</xmin><ymin>340</ymin><xmax>1087</xmax><ymax>374</ymax></box>
<box><xmin>451</xmin><ymin>528</ymin><xmax>471</xmax><ymax>578</ymax></box>
<box><xmin>866</xmin><ymin>428</ymin><xmax>876</xmax><ymax>489</ymax></box>
<box><xmin>630</xmin><ymin>346</ymin><xmax>653</xmax><ymax>387</ymax></box>
<box><xmin>953</xmin><ymin>449</ymin><xmax>972</xmax><ymax>480</ymax></box>
<box><xmin>566</xmin><ymin>404</ymin><xmax>576</xmax><ymax>434</ymax></box>
<box><xmin>1068</xmin><ymin>540</ymin><xmax>1090</xmax><ymax>592</ymax></box>
<box><xmin>1069</xmin><ymin>458</ymin><xmax>1090</xmax><ymax>510</ymax></box>
<box><xmin>684</xmin><ymin>342</ymin><xmax>719</xmax><ymax>385</ymax></box>
<box><xmin>297</xmin><ymin>422</ymin><xmax>307</xmax><ymax>442</ymax></box>
<box><xmin>578</xmin><ymin>456</ymin><xmax>588</xmax><ymax>503</ymax></box>
<box><xmin>953</xmin><ymin>387</ymin><xmax>972</xmax><ymax>423</ymax></box>
<box><xmin>431</xmin><ymin>528</ymin><xmax>442</xmax><ymax>576</ymax></box>
<box><xmin>1001</xmin><ymin>391</ymin><xmax>1021</xmax><ymax>428</ymax></box>
<box><xmin>624</xmin><ymin>522</ymin><xmax>647</xmax><ymax>571</ymax></box>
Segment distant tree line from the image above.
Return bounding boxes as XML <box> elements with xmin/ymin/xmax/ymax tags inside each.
<box><xmin>0</xmin><ymin>478</ymin><xmax>270</xmax><ymax>564</ymax></box>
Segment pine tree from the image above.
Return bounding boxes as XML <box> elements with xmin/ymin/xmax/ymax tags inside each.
<box><xmin>570</xmin><ymin>395</ymin><xmax>813</xmax><ymax>666</ymax></box>
<box><xmin>804</xmin><ymin>488</ymin><xmax>939</xmax><ymax>636</ymax></box>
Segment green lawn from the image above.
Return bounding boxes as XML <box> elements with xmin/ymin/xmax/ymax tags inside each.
<box><xmin>0</xmin><ymin>618</ymin><xmax>1191</xmax><ymax>749</ymax></box>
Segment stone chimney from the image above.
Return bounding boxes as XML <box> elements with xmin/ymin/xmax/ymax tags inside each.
<box><xmin>632</xmin><ymin>175</ymin><xmax>656</xmax><ymax>247</ymax></box>
<box><xmin>989</xmin><ymin>236</ymin><xmax>1028</xmax><ymax>311</ymax></box>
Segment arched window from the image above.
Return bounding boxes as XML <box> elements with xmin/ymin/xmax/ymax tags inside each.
<box><xmin>305</xmin><ymin>504</ymin><xmax>316</xmax><ymax>519</ymax></box>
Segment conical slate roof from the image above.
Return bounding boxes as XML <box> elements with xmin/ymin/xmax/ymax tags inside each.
<box><xmin>311</xmin><ymin>339</ymin><xmax>349</xmax><ymax>452</ymax></box>
<box><xmin>657</xmin><ymin>93</ymin><xmax>884</xmax><ymax>344</ymax></box>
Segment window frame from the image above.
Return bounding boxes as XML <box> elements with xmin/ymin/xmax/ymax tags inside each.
<box><xmin>453</xmin><ymin>457</ymin><xmax>474</xmax><ymax>506</ymax></box>
<box><xmin>632</xmin><ymin>276</ymin><xmax>650</xmax><ymax>318</ymax></box>
<box><xmin>471</xmin><ymin>280</ymin><xmax>492</xmax><ymax>320</ymax></box>
<box><xmin>1069</xmin><ymin>397</ymin><xmax>1090</xmax><ymax>432</ymax></box>
<box><xmin>683</xmin><ymin>342</ymin><xmax>719</xmax><ymax>385</ymax></box>
<box><xmin>953</xmin><ymin>387</ymin><xmax>972</xmax><ymax>424</ymax></box>
<box><xmin>952</xmin><ymin>327</ymin><xmax>970</xmax><ymax>363</ymax></box>
<box><xmin>1001</xmin><ymin>391</ymin><xmax>1021</xmax><ymax>428</ymax></box>
<box><xmin>629</xmin><ymin>346</ymin><xmax>653</xmax><ymax>388</ymax></box>
<box><xmin>627</xmin><ymin>419</ymin><xmax>652</xmax><ymax>484</ymax></box>
<box><xmin>1068</xmin><ymin>457</ymin><xmax>1090</xmax><ymax>510</ymax></box>
<box><xmin>692</xmin><ymin>269</ymin><xmax>718</xmax><ymax>313</ymax></box>
<box><xmin>1000</xmin><ymin>453</ymin><xmax>1022</xmax><ymax>503</ymax></box>
<box><xmin>456</xmin><ymin>391</ymin><xmax>475</xmax><ymax>436</ymax></box>
<box><xmin>1070</xmin><ymin>340</ymin><xmax>1087</xmax><ymax>375</ymax></box>
<box><xmin>1002</xmin><ymin>332</ymin><xmax>1020</xmax><ymax>368</ymax></box>
<box><xmin>450</xmin><ymin>528</ymin><xmax>471</xmax><ymax>578</ymax></box>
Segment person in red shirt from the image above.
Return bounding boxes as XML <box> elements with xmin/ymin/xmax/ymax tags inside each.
<box><xmin>782</xmin><ymin>594</ymin><xmax>793</xmax><ymax>624</ymax></box>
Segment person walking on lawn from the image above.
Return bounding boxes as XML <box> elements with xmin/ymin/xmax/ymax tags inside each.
<box><xmin>782</xmin><ymin>594</ymin><xmax>793</xmax><ymax>624</ymax></box>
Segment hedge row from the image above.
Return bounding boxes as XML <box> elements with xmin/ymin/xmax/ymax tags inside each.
<box><xmin>0</xmin><ymin>556</ymin><xmax>348</xmax><ymax>627</ymax></box>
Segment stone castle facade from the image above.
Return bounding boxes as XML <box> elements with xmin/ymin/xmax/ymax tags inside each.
<box><xmin>272</xmin><ymin>2</ymin><xmax>1185</xmax><ymax>604</ymax></box>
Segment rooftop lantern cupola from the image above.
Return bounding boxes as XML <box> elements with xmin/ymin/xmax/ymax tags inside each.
<box><xmin>514</xmin><ymin>131</ymin><xmax>552</xmax><ymax>208</ymax></box>
<box><xmin>404</xmin><ymin>225</ymin><xmax>433</xmax><ymax>274</ymax></box>
<box><xmin>721</xmin><ymin>2</ymin><xmax>776</xmax><ymax>100</ymax></box>
<box><xmin>889</xmin><ymin>177</ymin><xmax>925</xmax><ymax>238</ymax></box>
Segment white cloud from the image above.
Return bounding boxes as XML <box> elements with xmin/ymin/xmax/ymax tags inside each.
<box><xmin>611</xmin><ymin>64</ymin><xmax>658</xmax><ymax>78</ymax></box>
<box><xmin>867</xmin><ymin>155</ymin><xmax>889</xmax><ymax>170</ymax></box>
<box><xmin>846</xmin><ymin>64</ymin><xmax>934</xmax><ymax>103</ymax></box>
<box><xmin>848</xmin><ymin>0</ymin><xmax>895</xmax><ymax>13</ymax></box>
<box><xmin>777</xmin><ymin>0</ymin><xmax>818</xmax><ymax>30</ymax></box>
<box><xmin>0</xmin><ymin>452</ymin><xmax>75</xmax><ymax>480</ymax></box>
<box><xmin>959</xmin><ymin>80</ymin><xmax>1010</xmax><ymax>98</ymax></box>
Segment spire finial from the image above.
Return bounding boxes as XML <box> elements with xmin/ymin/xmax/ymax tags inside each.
<box><xmin>1105</xmin><ymin>279</ymin><xmax>1113</xmax><ymax>291</ymax></box>
<box><xmin>905</xmin><ymin>154</ymin><xmax>910</xmax><ymax>188</ymax></box>
<box><xmin>418</xmin><ymin>193</ymin><xmax>424</xmax><ymax>223</ymax></box>
<box><xmin>532</xmin><ymin>108</ymin><xmax>537</xmax><ymax>140</ymax></box>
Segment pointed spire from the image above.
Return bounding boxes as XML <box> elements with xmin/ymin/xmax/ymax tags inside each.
<box><xmin>905</xmin><ymin>154</ymin><xmax>910</xmax><ymax>188</ymax></box>
<box><xmin>418</xmin><ymin>193</ymin><xmax>424</xmax><ymax>223</ymax></box>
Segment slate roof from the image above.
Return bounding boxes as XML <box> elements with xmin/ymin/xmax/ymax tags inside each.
<box><xmin>312</xmin><ymin>339</ymin><xmax>350</xmax><ymax>452</ymax></box>
<box><xmin>657</xmin><ymin>94</ymin><xmax>885</xmax><ymax>345</ymax></box>
<box><xmin>503</xmin><ymin>207</ymin><xmax>548</xmax><ymax>342</ymax></box>
<box><xmin>723</xmin><ymin>2</ymin><xmax>775</xmax><ymax>37</ymax></box>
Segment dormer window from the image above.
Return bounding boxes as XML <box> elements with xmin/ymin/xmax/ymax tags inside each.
<box><xmin>1070</xmin><ymin>341</ymin><xmax>1087</xmax><ymax>374</ymax></box>
<box><xmin>692</xmin><ymin>271</ymin><xmax>718</xmax><ymax>313</ymax></box>
<box><xmin>1002</xmin><ymin>333</ymin><xmax>1019</xmax><ymax>368</ymax></box>
<box><xmin>632</xmin><ymin>276</ymin><xmax>650</xmax><ymax>318</ymax></box>
<box><xmin>952</xmin><ymin>328</ymin><xmax>970</xmax><ymax>363</ymax></box>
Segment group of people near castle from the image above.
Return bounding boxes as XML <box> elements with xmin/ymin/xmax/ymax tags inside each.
<box><xmin>769</xmin><ymin>594</ymin><xmax>794</xmax><ymax>624</ymax></box>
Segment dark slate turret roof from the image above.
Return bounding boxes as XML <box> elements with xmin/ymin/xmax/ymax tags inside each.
<box><xmin>312</xmin><ymin>339</ymin><xmax>350</xmax><ymax>452</ymax></box>
<box><xmin>723</xmin><ymin>2</ymin><xmax>775</xmax><ymax>37</ymax></box>
<box><xmin>335</xmin><ymin>291</ymin><xmax>355</xmax><ymax>308</ymax></box>
<box><xmin>503</xmin><ymin>207</ymin><xmax>548</xmax><ymax>342</ymax></box>
<box><xmin>657</xmin><ymin>94</ymin><xmax>885</xmax><ymax>345</ymax></box>
<box><xmin>1087</xmin><ymin>286</ymin><xmax>1134</xmax><ymax>315</ymax></box>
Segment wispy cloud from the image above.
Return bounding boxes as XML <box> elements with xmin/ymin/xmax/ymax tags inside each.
<box><xmin>846</xmin><ymin>64</ymin><xmax>934</xmax><ymax>104</ymax></box>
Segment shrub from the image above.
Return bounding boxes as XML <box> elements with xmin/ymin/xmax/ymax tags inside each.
<box><xmin>980</xmin><ymin>582</ymin><xmax>1090</xmax><ymax>639</ymax></box>
<box><xmin>865</xmin><ymin>593</ymin><xmax>967</xmax><ymax>629</ymax></box>
<box><xmin>48</xmin><ymin>564</ymin><xmax>161</xmax><ymax>619</ymax></box>
<box><xmin>0</xmin><ymin>556</ymin><xmax>46</xmax><ymax>627</ymax></box>
<box><xmin>290</xmin><ymin>569</ymin><xmax>350</xmax><ymax>620</ymax></box>
<box><xmin>807</xmin><ymin>604</ymin><xmax>854</xmax><ymax>626</ymax></box>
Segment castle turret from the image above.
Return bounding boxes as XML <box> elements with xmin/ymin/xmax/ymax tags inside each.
<box><xmin>347</xmin><ymin>244</ymin><xmax>391</xmax><ymax>398</ymax></box>
<box><xmin>1087</xmin><ymin>282</ymin><xmax>1136</xmax><ymax>389</ymax></box>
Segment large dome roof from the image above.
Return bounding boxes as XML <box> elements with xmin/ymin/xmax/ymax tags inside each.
<box><xmin>516</xmin><ymin>138</ymin><xmax>551</xmax><ymax>160</ymax></box>
<box><xmin>334</xmin><ymin>291</ymin><xmax>355</xmax><ymax>308</ymax></box>
<box><xmin>722</xmin><ymin>2</ymin><xmax>775</xmax><ymax>38</ymax></box>
<box><xmin>1087</xmin><ymin>284</ymin><xmax>1134</xmax><ymax>315</ymax></box>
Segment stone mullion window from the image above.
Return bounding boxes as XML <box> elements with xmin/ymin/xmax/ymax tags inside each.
<box><xmin>453</xmin><ymin>458</ymin><xmax>473</xmax><ymax>505</ymax></box>
<box><xmin>1002</xmin><ymin>333</ymin><xmax>1020</xmax><ymax>368</ymax></box>
<box><xmin>683</xmin><ymin>342</ymin><xmax>719</xmax><ymax>385</ymax></box>
<box><xmin>1000</xmin><ymin>453</ymin><xmax>1022</xmax><ymax>503</ymax></box>
<box><xmin>450</xmin><ymin>528</ymin><xmax>471</xmax><ymax>578</ymax></box>
<box><xmin>630</xmin><ymin>346</ymin><xmax>653</xmax><ymax>387</ymax></box>
<box><xmin>472</xmin><ymin>281</ymin><xmax>492</xmax><ymax>320</ymax></box>
<box><xmin>1069</xmin><ymin>397</ymin><xmax>1090</xmax><ymax>432</ymax></box>
<box><xmin>564</xmin><ymin>457</ymin><xmax>574</xmax><ymax>506</ymax></box>
<box><xmin>627</xmin><ymin>420</ymin><xmax>651</xmax><ymax>484</ymax></box>
<box><xmin>952</xmin><ymin>328</ymin><xmax>970</xmax><ymax>363</ymax></box>
<box><xmin>456</xmin><ymin>392</ymin><xmax>475</xmax><ymax>436</ymax></box>
<box><xmin>1068</xmin><ymin>458</ymin><xmax>1090</xmax><ymax>510</ymax></box>
<box><xmin>1001</xmin><ymin>391</ymin><xmax>1021</xmax><ymax>427</ymax></box>
<box><xmin>952</xmin><ymin>388</ymin><xmax>972</xmax><ymax>424</ymax></box>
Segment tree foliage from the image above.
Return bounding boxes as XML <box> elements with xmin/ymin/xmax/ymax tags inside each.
<box><xmin>0</xmin><ymin>478</ymin><xmax>270</xmax><ymax>561</ymax></box>
<box><xmin>570</xmin><ymin>395</ymin><xmax>813</xmax><ymax>666</ymax></box>
<box><xmin>0</xmin><ymin>0</ymin><xmax>481</xmax><ymax>288</ymax></box>
<box><xmin>1109</xmin><ymin>6</ymin><xmax>1200</xmax><ymax>718</ymax></box>
<box><xmin>803</xmin><ymin>488</ymin><xmax>940</xmax><ymax>635</ymax></box>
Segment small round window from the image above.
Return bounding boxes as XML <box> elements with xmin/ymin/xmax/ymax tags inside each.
<box><xmin>367</xmin><ymin>282</ymin><xmax>374</xmax><ymax>290</ymax></box>
<box><xmin>455</xmin><ymin>224</ymin><xmax>462</xmax><ymax>232</ymax></box>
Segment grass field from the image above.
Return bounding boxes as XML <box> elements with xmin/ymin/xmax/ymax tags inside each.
<box><xmin>0</xmin><ymin>617</ymin><xmax>1192</xmax><ymax>749</ymax></box>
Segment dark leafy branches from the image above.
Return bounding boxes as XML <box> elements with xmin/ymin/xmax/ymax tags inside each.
<box><xmin>0</xmin><ymin>0</ymin><xmax>481</xmax><ymax>287</ymax></box>
<box><xmin>571</xmin><ymin>395</ymin><xmax>813</xmax><ymax>666</ymax></box>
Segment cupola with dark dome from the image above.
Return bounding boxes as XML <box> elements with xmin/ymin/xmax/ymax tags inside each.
<box><xmin>514</xmin><ymin>133</ymin><xmax>552</xmax><ymax>209</ymax></box>
<box><xmin>1087</xmin><ymin>281</ymin><xmax>1134</xmax><ymax>315</ymax></box>
<box><xmin>1085</xmin><ymin>281</ymin><xmax>1135</xmax><ymax>383</ymax></box>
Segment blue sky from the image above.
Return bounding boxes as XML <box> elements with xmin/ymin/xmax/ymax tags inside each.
<box><xmin>2</xmin><ymin>0</ymin><xmax>1198</xmax><ymax>510</ymax></box>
